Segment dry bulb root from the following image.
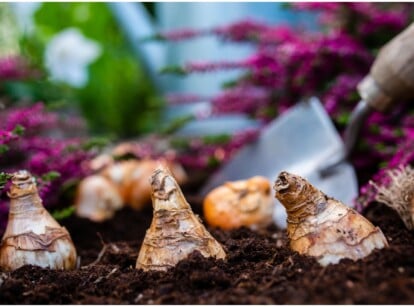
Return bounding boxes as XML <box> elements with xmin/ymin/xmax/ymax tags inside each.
<box><xmin>0</xmin><ymin>171</ymin><xmax>77</xmax><ymax>271</ymax></box>
<box><xmin>203</xmin><ymin>176</ymin><xmax>274</xmax><ymax>230</ymax></box>
<box><xmin>75</xmin><ymin>159</ymin><xmax>187</xmax><ymax>221</ymax></box>
<box><xmin>274</xmin><ymin>171</ymin><xmax>388</xmax><ymax>266</ymax></box>
<box><xmin>136</xmin><ymin>166</ymin><xmax>226</xmax><ymax>271</ymax></box>
<box><xmin>370</xmin><ymin>165</ymin><xmax>414</xmax><ymax>230</ymax></box>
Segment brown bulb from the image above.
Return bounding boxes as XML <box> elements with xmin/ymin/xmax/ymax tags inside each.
<box><xmin>75</xmin><ymin>175</ymin><xmax>123</xmax><ymax>222</ymax></box>
<box><xmin>203</xmin><ymin>176</ymin><xmax>274</xmax><ymax>230</ymax></box>
<box><xmin>274</xmin><ymin>171</ymin><xmax>388</xmax><ymax>266</ymax></box>
<box><xmin>136</xmin><ymin>166</ymin><xmax>226</xmax><ymax>271</ymax></box>
<box><xmin>0</xmin><ymin>171</ymin><xmax>77</xmax><ymax>271</ymax></box>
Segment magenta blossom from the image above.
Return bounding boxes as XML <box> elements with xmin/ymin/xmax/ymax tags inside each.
<box><xmin>0</xmin><ymin>56</ymin><xmax>31</xmax><ymax>80</ymax></box>
<box><xmin>0</xmin><ymin>102</ymin><xmax>97</xmax><ymax>234</ymax></box>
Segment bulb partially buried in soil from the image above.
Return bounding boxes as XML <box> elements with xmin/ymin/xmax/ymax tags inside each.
<box><xmin>136</xmin><ymin>166</ymin><xmax>226</xmax><ymax>271</ymax></box>
<box><xmin>274</xmin><ymin>171</ymin><xmax>388</xmax><ymax>266</ymax></box>
<box><xmin>203</xmin><ymin>176</ymin><xmax>274</xmax><ymax>230</ymax></box>
<box><xmin>0</xmin><ymin>171</ymin><xmax>77</xmax><ymax>271</ymax></box>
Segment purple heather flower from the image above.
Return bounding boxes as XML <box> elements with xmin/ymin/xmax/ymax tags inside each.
<box><xmin>156</xmin><ymin>28</ymin><xmax>206</xmax><ymax>41</ymax></box>
<box><xmin>184</xmin><ymin>60</ymin><xmax>249</xmax><ymax>74</ymax></box>
<box><xmin>166</xmin><ymin>93</ymin><xmax>209</xmax><ymax>105</ymax></box>
<box><xmin>1</xmin><ymin>103</ymin><xmax>58</xmax><ymax>134</ymax></box>
<box><xmin>0</xmin><ymin>102</ymin><xmax>96</xmax><ymax>235</ymax></box>
<box><xmin>211</xmin><ymin>85</ymin><xmax>272</xmax><ymax>119</ymax></box>
<box><xmin>0</xmin><ymin>56</ymin><xmax>31</xmax><ymax>80</ymax></box>
<box><xmin>211</xmin><ymin>19</ymin><xmax>269</xmax><ymax>42</ymax></box>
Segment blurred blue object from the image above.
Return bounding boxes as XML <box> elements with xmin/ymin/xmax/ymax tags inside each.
<box><xmin>108</xmin><ymin>2</ymin><xmax>166</xmax><ymax>91</ymax></box>
<box><xmin>110</xmin><ymin>3</ymin><xmax>318</xmax><ymax>136</ymax></box>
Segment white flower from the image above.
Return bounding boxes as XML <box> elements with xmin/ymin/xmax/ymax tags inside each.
<box><xmin>44</xmin><ymin>28</ymin><xmax>102</xmax><ymax>88</ymax></box>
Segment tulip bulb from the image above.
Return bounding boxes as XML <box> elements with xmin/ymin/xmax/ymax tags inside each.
<box><xmin>203</xmin><ymin>176</ymin><xmax>274</xmax><ymax>230</ymax></box>
<box><xmin>136</xmin><ymin>166</ymin><xmax>226</xmax><ymax>271</ymax></box>
<box><xmin>371</xmin><ymin>165</ymin><xmax>414</xmax><ymax>230</ymax></box>
<box><xmin>0</xmin><ymin>171</ymin><xmax>77</xmax><ymax>271</ymax></box>
<box><xmin>75</xmin><ymin>175</ymin><xmax>123</xmax><ymax>222</ymax></box>
<box><xmin>274</xmin><ymin>171</ymin><xmax>388</xmax><ymax>266</ymax></box>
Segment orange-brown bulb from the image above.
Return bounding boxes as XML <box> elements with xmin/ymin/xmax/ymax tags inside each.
<box><xmin>203</xmin><ymin>176</ymin><xmax>274</xmax><ymax>230</ymax></box>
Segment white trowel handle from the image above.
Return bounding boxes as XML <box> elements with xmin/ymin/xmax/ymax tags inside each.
<box><xmin>357</xmin><ymin>22</ymin><xmax>414</xmax><ymax>112</ymax></box>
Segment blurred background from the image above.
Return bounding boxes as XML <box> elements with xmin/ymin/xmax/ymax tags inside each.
<box><xmin>0</xmin><ymin>2</ymin><xmax>318</xmax><ymax>138</ymax></box>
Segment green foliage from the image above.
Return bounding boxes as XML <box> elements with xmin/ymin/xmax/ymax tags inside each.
<box><xmin>170</xmin><ymin>137</ymin><xmax>190</xmax><ymax>150</ymax></box>
<box><xmin>16</xmin><ymin>3</ymin><xmax>164</xmax><ymax>138</ymax></box>
<box><xmin>336</xmin><ymin>112</ymin><xmax>350</xmax><ymax>125</ymax></box>
<box><xmin>81</xmin><ymin>136</ymin><xmax>112</xmax><ymax>151</ymax></box>
<box><xmin>51</xmin><ymin>205</ymin><xmax>75</xmax><ymax>220</ymax></box>
<box><xmin>41</xmin><ymin>171</ymin><xmax>61</xmax><ymax>182</ymax></box>
<box><xmin>207</xmin><ymin>156</ymin><xmax>220</xmax><ymax>168</ymax></box>
<box><xmin>0</xmin><ymin>172</ymin><xmax>12</xmax><ymax>190</ymax></box>
<box><xmin>0</xmin><ymin>145</ymin><xmax>9</xmax><ymax>154</ymax></box>
<box><xmin>160</xmin><ymin>114</ymin><xmax>194</xmax><ymax>135</ymax></box>
<box><xmin>11</xmin><ymin>124</ymin><xmax>25</xmax><ymax>136</ymax></box>
<box><xmin>202</xmin><ymin>134</ymin><xmax>231</xmax><ymax>145</ymax></box>
<box><xmin>159</xmin><ymin>65</ymin><xmax>188</xmax><ymax>76</ymax></box>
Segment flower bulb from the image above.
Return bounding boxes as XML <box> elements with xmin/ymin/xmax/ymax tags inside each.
<box><xmin>203</xmin><ymin>176</ymin><xmax>274</xmax><ymax>230</ymax></box>
<box><xmin>274</xmin><ymin>171</ymin><xmax>388</xmax><ymax>266</ymax></box>
<box><xmin>75</xmin><ymin>175</ymin><xmax>123</xmax><ymax>222</ymax></box>
<box><xmin>0</xmin><ymin>171</ymin><xmax>77</xmax><ymax>271</ymax></box>
<box><xmin>136</xmin><ymin>166</ymin><xmax>226</xmax><ymax>271</ymax></box>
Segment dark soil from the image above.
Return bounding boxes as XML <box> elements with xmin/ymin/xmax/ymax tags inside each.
<box><xmin>0</xmin><ymin>199</ymin><xmax>414</xmax><ymax>304</ymax></box>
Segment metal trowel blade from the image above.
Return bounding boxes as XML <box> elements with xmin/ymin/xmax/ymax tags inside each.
<box><xmin>200</xmin><ymin>97</ymin><xmax>358</xmax><ymax>228</ymax></box>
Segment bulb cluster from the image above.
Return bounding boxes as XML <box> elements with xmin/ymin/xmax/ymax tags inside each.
<box><xmin>0</xmin><ymin>168</ymin><xmax>389</xmax><ymax>272</ymax></box>
<box><xmin>75</xmin><ymin>158</ymin><xmax>187</xmax><ymax>222</ymax></box>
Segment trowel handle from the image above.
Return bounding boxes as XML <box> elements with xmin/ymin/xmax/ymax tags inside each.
<box><xmin>357</xmin><ymin>22</ymin><xmax>414</xmax><ymax>112</ymax></box>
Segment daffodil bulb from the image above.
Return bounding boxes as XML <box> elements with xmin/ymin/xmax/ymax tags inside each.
<box><xmin>75</xmin><ymin>175</ymin><xmax>123</xmax><ymax>222</ymax></box>
<box><xmin>0</xmin><ymin>171</ymin><xmax>77</xmax><ymax>271</ymax></box>
<box><xmin>136</xmin><ymin>166</ymin><xmax>226</xmax><ymax>271</ymax></box>
<box><xmin>103</xmin><ymin>159</ymin><xmax>187</xmax><ymax>210</ymax></box>
<box><xmin>274</xmin><ymin>171</ymin><xmax>388</xmax><ymax>266</ymax></box>
<box><xmin>203</xmin><ymin>176</ymin><xmax>274</xmax><ymax>230</ymax></box>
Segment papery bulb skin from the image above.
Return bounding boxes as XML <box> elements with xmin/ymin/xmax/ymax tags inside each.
<box><xmin>274</xmin><ymin>171</ymin><xmax>388</xmax><ymax>266</ymax></box>
<box><xmin>0</xmin><ymin>171</ymin><xmax>77</xmax><ymax>271</ymax></box>
<box><xmin>136</xmin><ymin>166</ymin><xmax>226</xmax><ymax>271</ymax></box>
<box><xmin>203</xmin><ymin>176</ymin><xmax>274</xmax><ymax>230</ymax></box>
<box><xmin>75</xmin><ymin>175</ymin><xmax>123</xmax><ymax>222</ymax></box>
<box><xmin>103</xmin><ymin>159</ymin><xmax>187</xmax><ymax>210</ymax></box>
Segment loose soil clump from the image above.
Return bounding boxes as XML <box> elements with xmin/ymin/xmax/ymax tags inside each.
<box><xmin>0</xmin><ymin>201</ymin><xmax>413</xmax><ymax>304</ymax></box>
